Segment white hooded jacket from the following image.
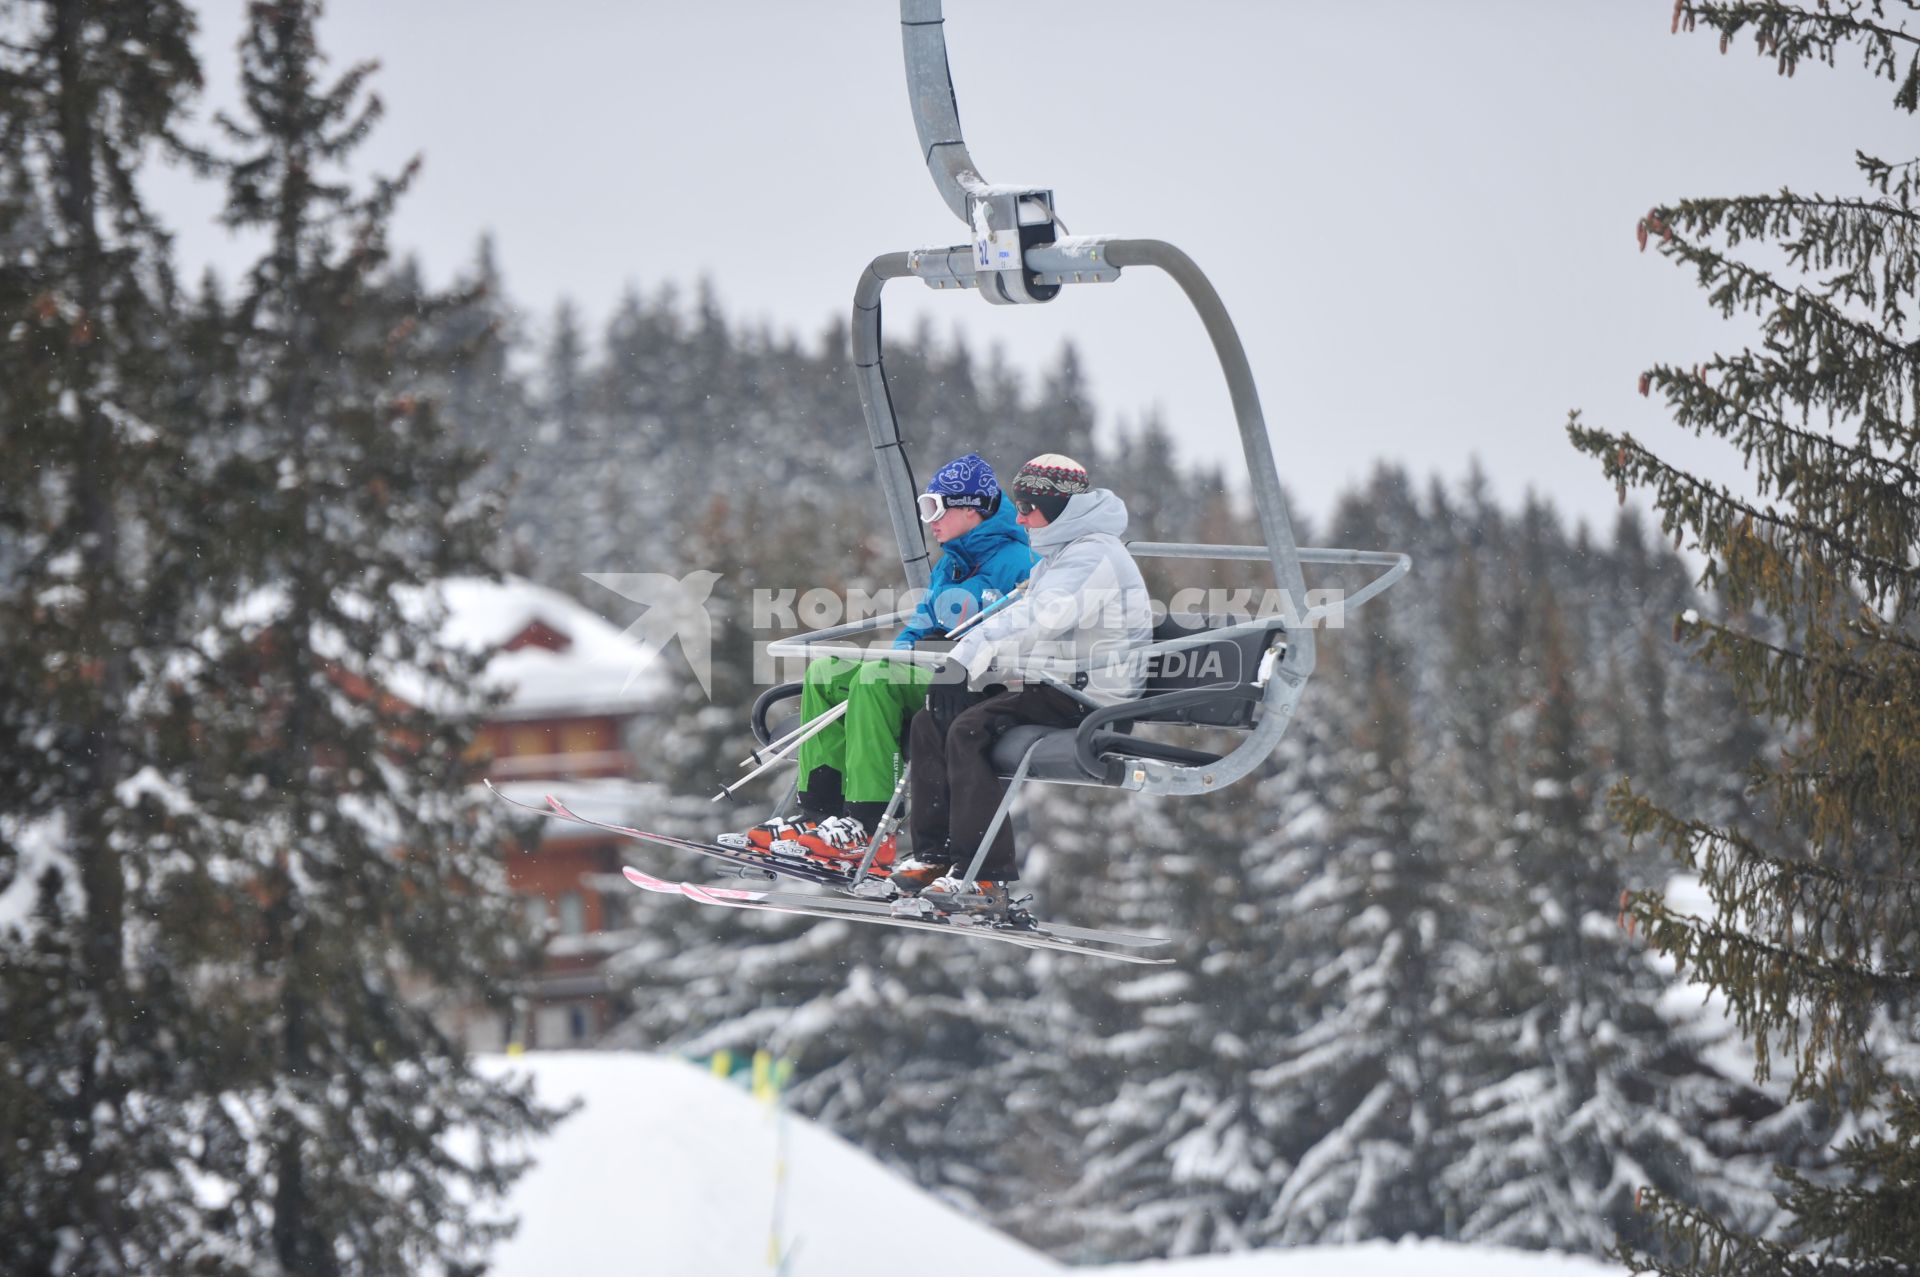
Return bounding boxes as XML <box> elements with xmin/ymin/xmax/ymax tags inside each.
<box><xmin>949</xmin><ymin>489</ymin><xmax>1154</xmax><ymax>705</ymax></box>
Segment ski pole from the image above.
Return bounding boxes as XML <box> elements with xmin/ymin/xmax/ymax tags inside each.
<box><xmin>714</xmin><ymin>701</ymin><xmax>847</xmax><ymax>801</ymax></box>
<box><xmin>744</xmin><ymin>695</ymin><xmax>851</xmax><ymax>767</ymax></box>
<box><xmin>944</xmin><ymin>578</ymin><xmax>1027</xmax><ymax>640</ymax></box>
<box><xmin>740</xmin><ymin>697</ymin><xmax>849</xmax><ymax>768</ymax></box>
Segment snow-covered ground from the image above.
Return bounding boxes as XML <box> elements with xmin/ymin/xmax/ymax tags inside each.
<box><xmin>485</xmin><ymin>1052</ymin><xmax>1622</xmax><ymax>1277</ymax></box>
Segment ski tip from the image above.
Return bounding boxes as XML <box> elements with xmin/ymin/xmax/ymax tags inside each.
<box><xmin>623</xmin><ymin>865</ymin><xmax>674</xmax><ymax>893</ymax></box>
<box><xmin>680</xmin><ymin>881</ymin><xmax>757</xmax><ymax>906</ymax></box>
<box><xmin>623</xmin><ymin>865</ymin><xmax>766</xmax><ymax>903</ymax></box>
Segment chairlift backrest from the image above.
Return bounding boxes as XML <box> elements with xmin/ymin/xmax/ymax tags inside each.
<box><xmin>1136</xmin><ymin>612</ymin><xmax>1281</xmax><ymax>730</ymax></box>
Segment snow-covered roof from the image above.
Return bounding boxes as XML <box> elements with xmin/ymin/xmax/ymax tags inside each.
<box><xmin>433</xmin><ymin>576</ymin><xmax>673</xmax><ymax>719</ymax></box>
<box><xmin>195</xmin><ymin>576</ymin><xmax>673</xmax><ymax>722</ymax></box>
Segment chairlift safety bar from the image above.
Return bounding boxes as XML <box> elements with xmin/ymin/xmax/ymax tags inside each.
<box><xmin>762</xmin><ymin>546</ymin><xmax>1405</xmax><ymax>668</ymax></box>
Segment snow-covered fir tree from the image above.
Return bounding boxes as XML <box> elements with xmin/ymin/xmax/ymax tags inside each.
<box><xmin>1021</xmin><ymin>729</ymin><xmax>1329</xmax><ymax>1263</ymax></box>
<box><xmin>435</xmin><ymin>233</ymin><xmax>531</xmax><ymax>497</ymax></box>
<box><xmin>161</xmin><ymin>4</ymin><xmax>561</xmax><ymax>1269</ymax></box>
<box><xmin>1254</xmin><ymin>602</ymin><xmax>1468</xmax><ymax>1243</ymax></box>
<box><xmin>0</xmin><ymin>3</ymin><xmax>216</xmax><ymax>1269</ymax></box>
<box><xmin>1569</xmin><ymin>4</ymin><xmax>1920</xmax><ymax>1271</ymax></box>
<box><xmin>1445</xmin><ymin>590</ymin><xmax>1805</xmax><ymax>1251</ymax></box>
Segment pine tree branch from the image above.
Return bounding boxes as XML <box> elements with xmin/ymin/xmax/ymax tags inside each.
<box><xmin>1756</xmin><ymin>747</ymin><xmax>1920</xmax><ymax>857</ymax></box>
<box><xmin>1618</xmin><ymin>1187</ymin><xmax>1815</xmax><ymax>1277</ymax></box>
<box><xmin>1657</xmin><ymin>225</ymin><xmax>1906</xmax><ymax>359</ymax></box>
<box><xmin>1615</xmin><ymin>792</ymin><xmax>1920</xmax><ymax>961</ymax></box>
<box><xmin>1776</xmin><ymin>1088</ymin><xmax>1920</xmax><ymax>1265</ymax></box>
<box><xmin>1847</xmin><ymin>604</ymin><xmax>1920</xmax><ymax>659</ymax></box>
<box><xmin>1571</xmin><ymin>422</ymin><xmax>1920</xmax><ymax>608</ymax></box>
<box><xmin>1676</xmin><ymin>616</ymin><xmax>1920</xmax><ymax>848</ymax></box>
<box><xmin>1661</xmin><ymin>369</ymin><xmax>1920</xmax><ymax>496</ymax></box>
<box><xmin>1679</xmin><ymin>1</ymin><xmax>1920</xmax><ymax>113</ymax></box>
<box><xmin>1654</xmin><ymin>184</ymin><xmax>1920</xmax><ymax>232</ymax></box>
<box><xmin>1696</xmin><ymin>189</ymin><xmax>1920</xmax><ymax>222</ymax></box>
<box><xmin>1682</xmin><ymin>613</ymin><xmax>1880</xmax><ymax>702</ymax></box>
<box><xmin>1622</xmin><ymin>891</ymin><xmax>1911</xmax><ymax>1092</ymax></box>
<box><xmin>1681</xmin><ymin>2</ymin><xmax>1920</xmax><ymax>55</ymax></box>
<box><xmin>1613</xmin><ymin>781</ymin><xmax>1920</xmax><ymax>915</ymax></box>
<box><xmin>1646</xmin><ymin>169</ymin><xmax>1920</xmax><ymax>342</ymax></box>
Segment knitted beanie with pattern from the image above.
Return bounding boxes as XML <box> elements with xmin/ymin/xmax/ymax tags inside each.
<box><xmin>1011</xmin><ymin>453</ymin><xmax>1090</xmax><ymax>522</ymax></box>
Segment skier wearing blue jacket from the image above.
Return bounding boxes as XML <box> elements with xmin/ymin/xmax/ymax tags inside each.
<box><xmin>725</xmin><ymin>453</ymin><xmax>1036</xmax><ymax>868</ymax></box>
<box><xmin>891</xmin><ymin>453</ymin><xmax>1153</xmax><ymax>918</ymax></box>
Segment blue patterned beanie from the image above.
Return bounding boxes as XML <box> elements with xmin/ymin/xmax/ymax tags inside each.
<box><xmin>924</xmin><ymin>453</ymin><xmax>1001</xmax><ymax>513</ymax></box>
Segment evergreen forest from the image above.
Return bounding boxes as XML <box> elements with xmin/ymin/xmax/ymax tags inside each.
<box><xmin>505</xmin><ymin>290</ymin><xmax>1830</xmax><ymax>1261</ymax></box>
<box><xmin>1</xmin><ymin>2</ymin><xmax>1914</xmax><ymax>1275</ymax></box>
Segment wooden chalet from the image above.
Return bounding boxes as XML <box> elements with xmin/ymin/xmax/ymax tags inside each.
<box><xmin>436</xmin><ymin>577</ymin><xmax>669</xmax><ymax>1051</ymax></box>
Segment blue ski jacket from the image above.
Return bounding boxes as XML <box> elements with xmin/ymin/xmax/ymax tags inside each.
<box><xmin>894</xmin><ymin>498</ymin><xmax>1038</xmax><ymax>648</ymax></box>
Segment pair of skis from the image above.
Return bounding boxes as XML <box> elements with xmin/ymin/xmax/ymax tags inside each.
<box><xmin>486</xmin><ymin>781</ymin><xmax>1172</xmax><ymax>964</ymax></box>
<box><xmin>620</xmin><ymin>867</ymin><xmax>1172</xmax><ymax>963</ymax></box>
<box><xmin>487</xmin><ymin>781</ymin><xmax>873</xmax><ymax>889</ymax></box>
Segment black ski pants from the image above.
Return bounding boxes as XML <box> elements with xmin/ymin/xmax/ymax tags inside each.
<box><xmin>907</xmin><ymin>683</ymin><xmax>1088</xmax><ymax>882</ymax></box>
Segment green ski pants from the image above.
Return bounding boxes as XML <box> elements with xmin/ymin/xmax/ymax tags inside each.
<box><xmin>796</xmin><ymin>656</ymin><xmax>931</xmax><ymax>805</ymax></box>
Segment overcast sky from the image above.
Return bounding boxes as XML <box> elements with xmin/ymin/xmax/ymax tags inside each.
<box><xmin>149</xmin><ymin>0</ymin><xmax>1902</xmax><ymax>542</ymax></box>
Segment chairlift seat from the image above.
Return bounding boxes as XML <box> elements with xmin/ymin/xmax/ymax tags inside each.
<box><xmin>751</xmin><ymin>612</ymin><xmax>1279</xmax><ymax>789</ymax></box>
<box><xmin>985</xmin><ymin>611</ymin><xmax>1282</xmax><ymax>786</ymax></box>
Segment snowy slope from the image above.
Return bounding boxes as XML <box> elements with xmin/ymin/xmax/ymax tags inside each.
<box><xmin>485</xmin><ymin>1052</ymin><xmax>1058</xmax><ymax>1276</ymax></box>
<box><xmin>1102</xmin><ymin>1243</ymin><xmax>1622</xmax><ymax>1276</ymax></box>
<box><xmin>486</xmin><ymin>1052</ymin><xmax>1623</xmax><ymax>1277</ymax></box>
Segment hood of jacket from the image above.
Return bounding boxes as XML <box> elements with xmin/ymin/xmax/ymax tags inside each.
<box><xmin>936</xmin><ymin>494</ymin><xmax>1031</xmax><ymax>578</ymax></box>
<box><xmin>1028</xmin><ymin>488</ymin><xmax>1129</xmax><ymax>556</ymax></box>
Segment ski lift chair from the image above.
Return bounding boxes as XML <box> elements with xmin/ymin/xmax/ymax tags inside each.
<box><xmin>754</xmin><ymin>1</ymin><xmax>1409</xmax><ymax>886</ymax></box>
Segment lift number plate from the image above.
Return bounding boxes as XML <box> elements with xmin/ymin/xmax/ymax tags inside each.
<box><xmin>972</xmin><ymin>202</ymin><xmax>1021</xmax><ymax>272</ymax></box>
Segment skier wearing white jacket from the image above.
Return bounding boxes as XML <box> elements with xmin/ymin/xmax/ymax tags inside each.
<box><xmin>895</xmin><ymin>455</ymin><xmax>1154</xmax><ymax>916</ymax></box>
<box><xmin>948</xmin><ymin>484</ymin><xmax>1152</xmax><ymax>704</ymax></box>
